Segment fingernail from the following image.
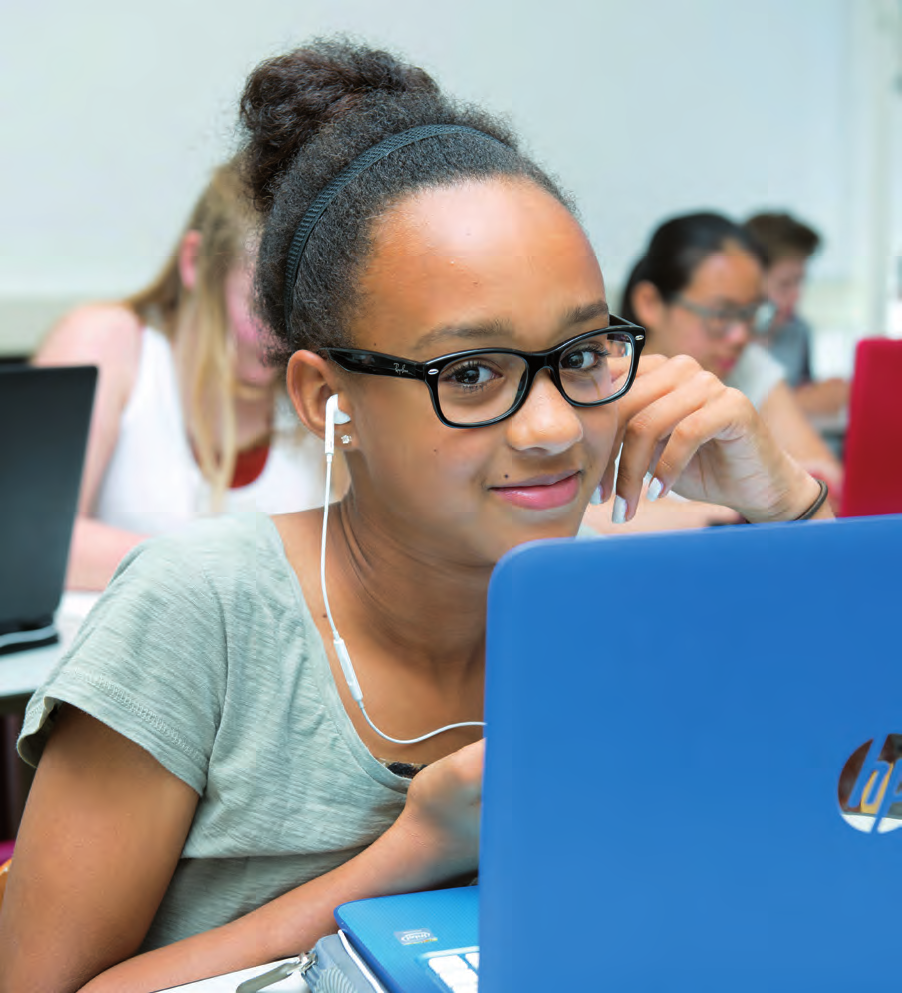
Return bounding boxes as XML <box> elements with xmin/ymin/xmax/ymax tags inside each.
<box><xmin>647</xmin><ymin>477</ymin><xmax>664</xmax><ymax>502</ymax></box>
<box><xmin>588</xmin><ymin>483</ymin><xmax>604</xmax><ymax>505</ymax></box>
<box><xmin>612</xmin><ymin>495</ymin><xmax>627</xmax><ymax>524</ymax></box>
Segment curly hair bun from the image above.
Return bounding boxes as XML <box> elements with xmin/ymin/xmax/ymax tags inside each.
<box><xmin>239</xmin><ymin>39</ymin><xmax>439</xmax><ymax>211</ymax></box>
<box><xmin>237</xmin><ymin>36</ymin><xmax>568</xmax><ymax>360</ymax></box>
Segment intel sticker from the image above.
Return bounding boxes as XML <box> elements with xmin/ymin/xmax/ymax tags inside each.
<box><xmin>395</xmin><ymin>929</ymin><xmax>438</xmax><ymax>946</ymax></box>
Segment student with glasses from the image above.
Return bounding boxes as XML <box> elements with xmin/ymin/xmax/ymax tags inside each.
<box><xmin>0</xmin><ymin>43</ymin><xmax>833</xmax><ymax>993</ymax></box>
<box><xmin>601</xmin><ymin>211</ymin><xmax>842</xmax><ymax>532</ymax></box>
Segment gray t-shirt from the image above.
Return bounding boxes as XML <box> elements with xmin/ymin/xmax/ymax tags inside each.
<box><xmin>18</xmin><ymin>513</ymin><xmax>412</xmax><ymax>950</ymax></box>
<box><xmin>762</xmin><ymin>314</ymin><xmax>813</xmax><ymax>388</ymax></box>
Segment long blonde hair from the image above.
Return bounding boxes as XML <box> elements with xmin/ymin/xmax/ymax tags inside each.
<box><xmin>125</xmin><ymin>159</ymin><xmax>261</xmax><ymax>508</ymax></box>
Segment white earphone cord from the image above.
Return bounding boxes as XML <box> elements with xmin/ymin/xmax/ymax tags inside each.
<box><xmin>321</xmin><ymin>410</ymin><xmax>485</xmax><ymax>745</ymax></box>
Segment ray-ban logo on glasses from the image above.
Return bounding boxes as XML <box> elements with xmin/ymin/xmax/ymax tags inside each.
<box><xmin>839</xmin><ymin>734</ymin><xmax>902</xmax><ymax>834</ymax></box>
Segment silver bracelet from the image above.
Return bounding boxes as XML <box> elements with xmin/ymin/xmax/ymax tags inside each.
<box><xmin>794</xmin><ymin>478</ymin><xmax>829</xmax><ymax>521</ymax></box>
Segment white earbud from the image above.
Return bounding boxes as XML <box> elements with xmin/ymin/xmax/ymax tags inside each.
<box><xmin>324</xmin><ymin>394</ymin><xmax>351</xmax><ymax>458</ymax></box>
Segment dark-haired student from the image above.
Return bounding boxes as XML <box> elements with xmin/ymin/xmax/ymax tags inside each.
<box><xmin>588</xmin><ymin>211</ymin><xmax>842</xmax><ymax>533</ymax></box>
<box><xmin>744</xmin><ymin>211</ymin><xmax>850</xmax><ymax>420</ymax></box>
<box><xmin>0</xmin><ymin>42</ymin><xmax>832</xmax><ymax>993</ymax></box>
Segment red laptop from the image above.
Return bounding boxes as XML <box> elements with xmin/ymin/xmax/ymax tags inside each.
<box><xmin>840</xmin><ymin>336</ymin><xmax>902</xmax><ymax>517</ymax></box>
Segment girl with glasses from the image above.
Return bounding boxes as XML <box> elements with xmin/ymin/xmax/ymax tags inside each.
<box><xmin>1</xmin><ymin>42</ymin><xmax>832</xmax><ymax>993</ymax></box>
<box><xmin>606</xmin><ymin>211</ymin><xmax>842</xmax><ymax>533</ymax></box>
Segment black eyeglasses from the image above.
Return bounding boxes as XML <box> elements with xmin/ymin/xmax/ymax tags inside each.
<box><xmin>322</xmin><ymin>316</ymin><xmax>646</xmax><ymax>428</ymax></box>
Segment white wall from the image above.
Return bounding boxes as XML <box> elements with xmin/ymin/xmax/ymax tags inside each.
<box><xmin>0</xmin><ymin>0</ymin><xmax>895</xmax><ymax>364</ymax></box>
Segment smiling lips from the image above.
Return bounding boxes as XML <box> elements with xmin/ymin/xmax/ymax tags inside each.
<box><xmin>491</xmin><ymin>471</ymin><xmax>581</xmax><ymax>510</ymax></box>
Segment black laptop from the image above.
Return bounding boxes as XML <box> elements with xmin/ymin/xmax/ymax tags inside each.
<box><xmin>0</xmin><ymin>365</ymin><xmax>96</xmax><ymax>654</ymax></box>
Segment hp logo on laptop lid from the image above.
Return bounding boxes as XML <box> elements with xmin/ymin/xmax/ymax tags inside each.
<box><xmin>840</xmin><ymin>735</ymin><xmax>902</xmax><ymax>834</ymax></box>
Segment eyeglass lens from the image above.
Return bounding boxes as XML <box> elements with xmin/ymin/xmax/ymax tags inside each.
<box><xmin>705</xmin><ymin>302</ymin><xmax>770</xmax><ymax>337</ymax></box>
<box><xmin>436</xmin><ymin>330</ymin><xmax>634</xmax><ymax>425</ymax></box>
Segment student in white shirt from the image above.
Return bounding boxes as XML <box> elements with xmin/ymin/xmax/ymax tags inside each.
<box><xmin>33</xmin><ymin>160</ymin><xmax>326</xmax><ymax>590</ymax></box>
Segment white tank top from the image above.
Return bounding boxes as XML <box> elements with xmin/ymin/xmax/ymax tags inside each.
<box><xmin>725</xmin><ymin>342</ymin><xmax>785</xmax><ymax>410</ymax></box>
<box><xmin>93</xmin><ymin>327</ymin><xmax>326</xmax><ymax>534</ymax></box>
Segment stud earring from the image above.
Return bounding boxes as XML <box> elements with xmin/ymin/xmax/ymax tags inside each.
<box><xmin>341</xmin><ymin>435</ymin><xmax>352</xmax><ymax>446</ymax></box>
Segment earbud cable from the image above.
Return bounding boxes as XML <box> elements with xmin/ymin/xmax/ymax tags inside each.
<box><xmin>320</xmin><ymin>450</ymin><xmax>485</xmax><ymax>745</ymax></box>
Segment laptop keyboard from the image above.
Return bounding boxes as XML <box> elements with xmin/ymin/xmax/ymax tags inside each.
<box><xmin>426</xmin><ymin>948</ymin><xmax>479</xmax><ymax>991</ymax></box>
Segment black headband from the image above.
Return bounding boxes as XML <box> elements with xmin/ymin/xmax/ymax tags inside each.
<box><xmin>282</xmin><ymin>124</ymin><xmax>505</xmax><ymax>326</ymax></box>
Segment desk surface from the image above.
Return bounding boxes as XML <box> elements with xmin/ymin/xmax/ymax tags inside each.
<box><xmin>0</xmin><ymin>591</ymin><xmax>99</xmax><ymax>701</ymax></box>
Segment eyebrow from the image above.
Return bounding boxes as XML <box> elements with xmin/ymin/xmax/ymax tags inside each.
<box><xmin>416</xmin><ymin>317</ymin><xmax>514</xmax><ymax>353</ymax></box>
<box><xmin>415</xmin><ymin>298</ymin><xmax>611</xmax><ymax>354</ymax></box>
<box><xmin>560</xmin><ymin>298</ymin><xmax>610</xmax><ymax>326</ymax></box>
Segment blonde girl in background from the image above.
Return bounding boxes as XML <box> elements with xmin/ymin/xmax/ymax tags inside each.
<box><xmin>35</xmin><ymin>160</ymin><xmax>328</xmax><ymax>590</ymax></box>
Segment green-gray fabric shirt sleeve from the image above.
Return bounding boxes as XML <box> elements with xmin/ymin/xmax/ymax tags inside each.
<box><xmin>16</xmin><ymin>513</ymin><xmax>412</xmax><ymax>950</ymax></box>
<box><xmin>18</xmin><ymin>536</ymin><xmax>228</xmax><ymax>795</ymax></box>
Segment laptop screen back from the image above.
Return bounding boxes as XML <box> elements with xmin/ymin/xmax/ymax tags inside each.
<box><xmin>841</xmin><ymin>337</ymin><xmax>902</xmax><ymax>517</ymax></box>
<box><xmin>481</xmin><ymin>516</ymin><xmax>902</xmax><ymax>991</ymax></box>
<box><xmin>0</xmin><ymin>365</ymin><xmax>96</xmax><ymax>637</ymax></box>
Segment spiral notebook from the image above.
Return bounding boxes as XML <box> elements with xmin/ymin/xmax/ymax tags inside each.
<box><xmin>334</xmin><ymin>513</ymin><xmax>902</xmax><ymax>992</ymax></box>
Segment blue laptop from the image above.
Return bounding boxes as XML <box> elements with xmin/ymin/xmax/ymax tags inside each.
<box><xmin>335</xmin><ymin>514</ymin><xmax>902</xmax><ymax>992</ymax></box>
